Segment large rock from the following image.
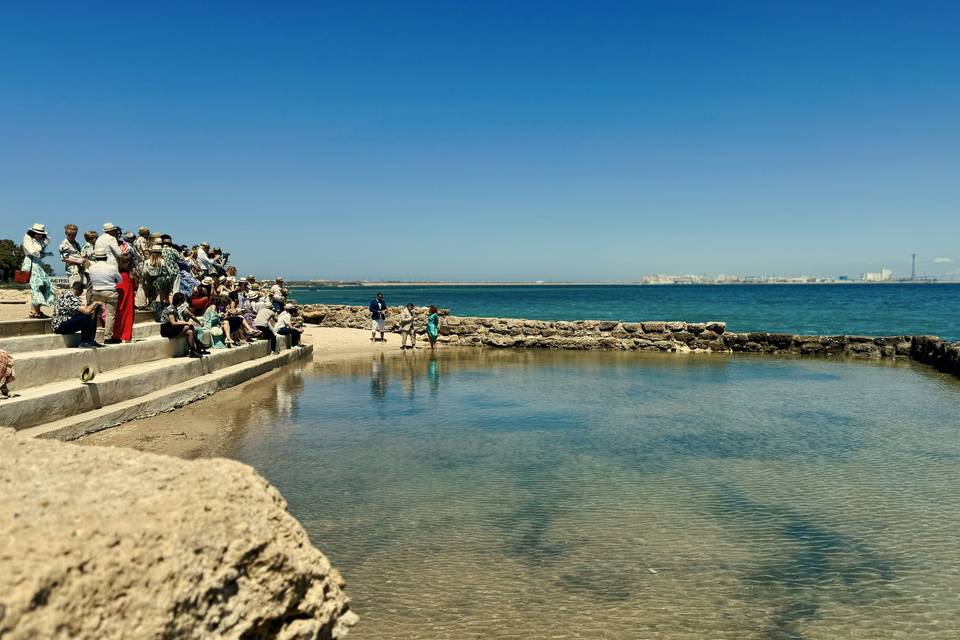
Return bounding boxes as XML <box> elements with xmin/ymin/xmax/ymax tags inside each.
<box><xmin>0</xmin><ymin>429</ymin><xmax>357</xmax><ymax>640</ymax></box>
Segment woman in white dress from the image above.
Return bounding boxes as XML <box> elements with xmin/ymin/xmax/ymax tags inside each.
<box><xmin>21</xmin><ymin>223</ymin><xmax>56</xmax><ymax>318</ymax></box>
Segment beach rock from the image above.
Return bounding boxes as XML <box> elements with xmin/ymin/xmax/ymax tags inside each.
<box><xmin>665</xmin><ymin>322</ymin><xmax>686</xmax><ymax>332</ymax></box>
<box><xmin>705</xmin><ymin>322</ymin><xmax>726</xmax><ymax>335</ymax></box>
<box><xmin>0</xmin><ymin>429</ymin><xmax>356</xmax><ymax>640</ymax></box>
<box><xmin>641</xmin><ymin>321</ymin><xmax>665</xmax><ymax>333</ymax></box>
<box><xmin>686</xmin><ymin>323</ymin><xmax>707</xmax><ymax>335</ymax></box>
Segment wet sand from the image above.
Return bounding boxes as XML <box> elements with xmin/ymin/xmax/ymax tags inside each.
<box><xmin>78</xmin><ymin>326</ymin><xmax>428</xmax><ymax>457</ymax></box>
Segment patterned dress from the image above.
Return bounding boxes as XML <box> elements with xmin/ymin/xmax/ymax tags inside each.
<box><xmin>21</xmin><ymin>234</ymin><xmax>55</xmax><ymax>307</ymax></box>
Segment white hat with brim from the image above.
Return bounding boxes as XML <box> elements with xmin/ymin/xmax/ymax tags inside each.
<box><xmin>285</xmin><ymin>303</ymin><xmax>296</xmax><ymax>310</ymax></box>
<box><xmin>202</xmin><ymin>277</ymin><xmax>214</xmax><ymax>286</ymax></box>
<box><xmin>247</xmin><ymin>291</ymin><xmax>261</xmax><ymax>299</ymax></box>
<box><xmin>94</xmin><ymin>248</ymin><xmax>108</xmax><ymax>259</ymax></box>
<box><xmin>29</xmin><ymin>223</ymin><xmax>47</xmax><ymax>235</ymax></box>
<box><xmin>150</xmin><ymin>244</ymin><xmax>163</xmax><ymax>253</ymax></box>
<box><xmin>103</xmin><ymin>222</ymin><xmax>118</xmax><ymax>232</ymax></box>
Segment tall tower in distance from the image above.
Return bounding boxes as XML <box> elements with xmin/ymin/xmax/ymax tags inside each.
<box><xmin>911</xmin><ymin>253</ymin><xmax>917</xmax><ymax>281</ymax></box>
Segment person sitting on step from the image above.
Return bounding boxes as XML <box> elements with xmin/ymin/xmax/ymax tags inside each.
<box><xmin>51</xmin><ymin>281</ymin><xmax>102</xmax><ymax>348</ymax></box>
<box><xmin>276</xmin><ymin>303</ymin><xmax>304</xmax><ymax>348</ymax></box>
<box><xmin>161</xmin><ymin>293</ymin><xmax>207</xmax><ymax>358</ymax></box>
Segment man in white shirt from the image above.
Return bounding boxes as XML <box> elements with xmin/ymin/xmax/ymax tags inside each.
<box><xmin>94</xmin><ymin>222</ymin><xmax>122</xmax><ymax>266</ymax></box>
<box><xmin>88</xmin><ymin>247</ymin><xmax>122</xmax><ymax>344</ymax></box>
<box><xmin>276</xmin><ymin>303</ymin><xmax>304</xmax><ymax>348</ymax></box>
<box><xmin>59</xmin><ymin>224</ymin><xmax>85</xmax><ymax>287</ymax></box>
<box><xmin>195</xmin><ymin>242</ymin><xmax>215</xmax><ymax>276</ymax></box>
<box><xmin>254</xmin><ymin>304</ymin><xmax>279</xmax><ymax>354</ymax></box>
<box><xmin>270</xmin><ymin>277</ymin><xmax>287</xmax><ymax>312</ymax></box>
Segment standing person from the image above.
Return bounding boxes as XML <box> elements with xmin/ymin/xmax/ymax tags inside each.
<box><xmin>59</xmin><ymin>224</ymin><xmax>86</xmax><ymax>287</ymax></box>
<box><xmin>134</xmin><ymin>227</ymin><xmax>151</xmax><ymax>258</ymax></box>
<box><xmin>270</xmin><ymin>277</ymin><xmax>287</xmax><ymax>312</ymax></box>
<box><xmin>0</xmin><ymin>350</ymin><xmax>15</xmax><ymax>399</ymax></box>
<box><xmin>426</xmin><ymin>305</ymin><xmax>441</xmax><ymax>350</ymax></box>
<box><xmin>95</xmin><ymin>222</ymin><xmax>123</xmax><ymax>266</ymax></box>
<box><xmin>21</xmin><ymin>223</ymin><xmax>55</xmax><ymax>318</ymax></box>
<box><xmin>88</xmin><ymin>247</ymin><xmax>122</xmax><ymax>344</ymax></box>
<box><xmin>276</xmin><ymin>303</ymin><xmax>304</xmax><ymax>347</ymax></box>
<box><xmin>51</xmin><ymin>281</ymin><xmax>101</xmax><ymax>348</ymax></box>
<box><xmin>399</xmin><ymin>303</ymin><xmax>416</xmax><ymax>349</ymax></box>
<box><xmin>369</xmin><ymin>292</ymin><xmax>387</xmax><ymax>342</ymax></box>
<box><xmin>80</xmin><ymin>230</ymin><xmax>98</xmax><ymax>304</ymax></box>
<box><xmin>113</xmin><ymin>253</ymin><xmax>136</xmax><ymax>343</ymax></box>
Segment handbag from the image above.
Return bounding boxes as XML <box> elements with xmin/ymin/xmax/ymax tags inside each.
<box><xmin>14</xmin><ymin>269</ymin><xmax>30</xmax><ymax>284</ymax></box>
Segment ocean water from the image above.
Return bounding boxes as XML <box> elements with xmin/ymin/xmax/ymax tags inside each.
<box><xmin>290</xmin><ymin>284</ymin><xmax>960</xmax><ymax>340</ymax></box>
<box><xmin>208</xmin><ymin>350</ymin><xmax>960</xmax><ymax>640</ymax></box>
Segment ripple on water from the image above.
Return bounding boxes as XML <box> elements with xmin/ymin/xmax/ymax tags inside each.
<box><xmin>216</xmin><ymin>351</ymin><xmax>960</xmax><ymax>639</ymax></box>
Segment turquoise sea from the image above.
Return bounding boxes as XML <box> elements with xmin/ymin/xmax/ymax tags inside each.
<box><xmin>204</xmin><ymin>350</ymin><xmax>960</xmax><ymax>640</ymax></box>
<box><xmin>290</xmin><ymin>284</ymin><xmax>960</xmax><ymax>340</ymax></box>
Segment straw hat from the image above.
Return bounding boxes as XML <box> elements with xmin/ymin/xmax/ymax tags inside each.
<box><xmin>94</xmin><ymin>247</ymin><xmax>108</xmax><ymax>259</ymax></box>
<box><xmin>284</xmin><ymin>303</ymin><xmax>296</xmax><ymax>310</ymax></box>
<box><xmin>138</xmin><ymin>227</ymin><xmax>150</xmax><ymax>234</ymax></box>
<box><xmin>29</xmin><ymin>223</ymin><xmax>47</xmax><ymax>235</ymax></box>
<box><xmin>149</xmin><ymin>244</ymin><xmax>163</xmax><ymax>254</ymax></box>
<box><xmin>103</xmin><ymin>222</ymin><xmax>118</xmax><ymax>232</ymax></box>
<box><xmin>247</xmin><ymin>291</ymin><xmax>261</xmax><ymax>300</ymax></box>
<box><xmin>201</xmin><ymin>276</ymin><xmax>214</xmax><ymax>286</ymax></box>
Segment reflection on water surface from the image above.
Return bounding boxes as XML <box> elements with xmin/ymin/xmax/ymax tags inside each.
<box><xmin>212</xmin><ymin>350</ymin><xmax>960</xmax><ymax>639</ymax></box>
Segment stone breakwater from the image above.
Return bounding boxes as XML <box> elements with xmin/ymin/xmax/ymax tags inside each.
<box><xmin>0</xmin><ymin>428</ymin><xmax>358</xmax><ymax>640</ymax></box>
<box><xmin>301</xmin><ymin>304</ymin><xmax>960</xmax><ymax>375</ymax></box>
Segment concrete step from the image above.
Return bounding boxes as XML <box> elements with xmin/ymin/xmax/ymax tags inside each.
<box><xmin>0</xmin><ymin>336</ymin><xmax>295</xmax><ymax>430</ymax></box>
<box><xmin>0</xmin><ymin>322</ymin><xmax>161</xmax><ymax>354</ymax></box>
<box><xmin>0</xmin><ymin>310</ymin><xmax>155</xmax><ymax>338</ymax></box>
<box><xmin>10</xmin><ymin>335</ymin><xmax>190</xmax><ymax>391</ymax></box>
<box><xmin>19</xmin><ymin>344</ymin><xmax>313</xmax><ymax>441</ymax></box>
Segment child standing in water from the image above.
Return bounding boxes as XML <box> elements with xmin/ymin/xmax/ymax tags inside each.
<box><xmin>426</xmin><ymin>305</ymin><xmax>440</xmax><ymax>350</ymax></box>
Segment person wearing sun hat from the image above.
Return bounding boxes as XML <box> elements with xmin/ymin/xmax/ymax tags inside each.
<box><xmin>88</xmin><ymin>246</ymin><xmax>122</xmax><ymax>344</ymax></box>
<box><xmin>21</xmin><ymin>223</ymin><xmax>56</xmax><ymax>318</ymax></box>
<box><xmin>94</xmin><ymin>222</ymin><xmax>122</xmax><ymax>266</ymax></box>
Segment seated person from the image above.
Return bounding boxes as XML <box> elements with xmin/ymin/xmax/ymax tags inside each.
<box><xmin>276</xmin><ymin>303</ymin><xmax>305</xmax><ymax>347</ymax></box>
<box><xmin>161</xmin><ymin>292</ymin><xmax>207</xmax><ymax>358</ymax></box>
<box><xmin>50</xmin><ymin>281</ymin><xmax>101</xmax><ymax>348</ymax></box>
<box><xmin>254</xmin><ymin>303</ymin><xmax>279</xmax><ymax>354</ymax></box>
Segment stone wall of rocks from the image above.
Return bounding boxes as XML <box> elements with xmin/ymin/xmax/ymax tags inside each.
<box><xmin>301</xmin><ymin>304</ymin><xmax>958</xmax><ymax>371</ymax></box>
<box><xmin>910</xmin><ymin>335</ymin><xmax>960</xmax><ymax>376</ymax></box>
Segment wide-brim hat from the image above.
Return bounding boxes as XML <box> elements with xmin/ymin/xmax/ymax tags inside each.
<box><xmin>201</xmin><ymin>277</ymin><xmax>214</xmax><ymax>286</ymax></box>
<box><xmin>94</xmin><ymin>247</ymin><xmax>108</xmax><ymax>259</ymax></box>
<box><xmin>200</xmin><ymin>241</ymin><xmax>210</xmax><ymax>247</ymax></box>
<box><xmin>103</xmin><ymin>222</ymin><xmax>118</xmax><ymax>232</ymax></box>
<box><xmin>29</xmin><ymin>223</ymin><xmax>47</xmax><ymax>235</ymax></box>
<box><xmin>149</xmin><ymin>244</ymin><xmax>163</xmax><ymax>253</ymax></box>
<box><xmin>250</xmin><ymin>283</ymin><xmax>261</xmax><ymax>290</ymax></box>
<box><xmin>247</xmin><ymin>291</ymin><xmax>261</xmax><ymax>299</ymax></box>
<box><xmin>138</xmin><ymin>227</ymin><xmax>150</xmax><ymax>233</ymax></box>
<box><xmin>284</xmin><ymin>303</ymin><xmax>296</xmax><ymax>310</ymax></box>
<box><xmin>275</xmin><ymin>277</ymin><xmax>284</xmax><ymax>282</ymax></box>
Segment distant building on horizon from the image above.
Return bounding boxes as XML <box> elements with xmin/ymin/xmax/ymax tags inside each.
<box><xmin>862</xmin><ymin>268</ymin><xmax>893</xmax><ymax>282</ymax></box>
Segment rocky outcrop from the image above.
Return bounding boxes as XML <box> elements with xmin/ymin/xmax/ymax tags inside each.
<box><xmin>300</xmin><ymin>304</ymin><xmax>926</xmax><ymax>360</ymax></box>
<box><xmin>0</xmin><ymin>428</ymin><xmax>357</xmax><ymax>640</ymax></box>
<box><xmin>910</xmin><ymin>336</ymin><xmax>960</xmax><ymax>376</ymax></box>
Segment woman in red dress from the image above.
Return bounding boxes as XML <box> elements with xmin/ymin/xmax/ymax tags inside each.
<box><xmin>113</xmin><ymin>253</ymin><xmax>135</xmax><ymax>343</ymax></box>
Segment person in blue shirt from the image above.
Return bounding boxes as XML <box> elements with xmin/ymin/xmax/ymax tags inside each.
<box><xmin>426</xmin><ymin>305</ymin><xmax>440</xmax><ymax>350</ymax></box>
<box><xmin>369</xmin><ymin>292</ymin><xmax>387</xmax><ymax>342</ymax></box>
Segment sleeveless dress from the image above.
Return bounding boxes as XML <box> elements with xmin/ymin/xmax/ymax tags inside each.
<box><xmin>427</xmin><ymin>313</ymin><xmax>440</xmax><ymax>340</ymax></box>
<box><xmin>113</xmin><ymin>271</ymin><xmax>135</xmax><ymax>341</ymax></box>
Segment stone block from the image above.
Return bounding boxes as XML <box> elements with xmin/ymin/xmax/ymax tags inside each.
<box><xmin>686</xmin><ymin>323</ymin><xmax>707</xmax><ymax>334</ymax></box>
<box><xmin>641</xmin><ymin>321</ymin><xmax>665</xmax><ymax>332</ymax></box>
<box><xmin>705</xmin><ymin>322</ymin><xmax>726</xmax><ymax>334</ymax></box>
<box><xmin>666</xmin><ymin>322</ymin><xmax>686</xmax><ymax>332</ymax></box>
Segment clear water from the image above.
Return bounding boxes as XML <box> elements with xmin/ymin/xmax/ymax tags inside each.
<box><xmin>290</xmin><ymin>283</ymin><xmax>960</xmax><ymax>340</ymax></box>
<box><xmin>210</xmin><ymin>350</ymin><xmax>960</xmax><ymax>639</ymax></box>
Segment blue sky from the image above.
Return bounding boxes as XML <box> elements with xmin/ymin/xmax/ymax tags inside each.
<box><xmin>1</xmin><ymin>1</ymin><xmax>958</xmax><ymax>280</ymax></box>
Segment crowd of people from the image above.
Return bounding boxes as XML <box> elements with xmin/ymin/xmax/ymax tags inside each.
<box><xmin>17</xmin><ymin>222</ymin><xmax>305</xmax><ymax>359</ymax></box>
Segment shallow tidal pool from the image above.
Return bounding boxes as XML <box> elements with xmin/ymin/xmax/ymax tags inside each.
<box><xmin>214</xmin><ymin>350</ymin><xmax>960</xmax><ymax>640</ymax></box>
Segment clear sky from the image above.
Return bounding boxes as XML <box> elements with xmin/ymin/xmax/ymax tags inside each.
<box><xmin>1</xmin><ymin>1</ymin><xmax>958</xmax><ymax>280</ymax></box>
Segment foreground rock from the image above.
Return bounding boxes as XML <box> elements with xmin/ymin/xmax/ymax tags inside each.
<box><xmin>0</xmin><ymin>429</ymin><xmax>357</xmax><ymax>639</ymax></box>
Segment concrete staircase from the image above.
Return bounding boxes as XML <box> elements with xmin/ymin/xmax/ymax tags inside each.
<box><xmin>0</xmin><ymin>314</ymin><xmax>312</xmax><ymax>440</ymax></box>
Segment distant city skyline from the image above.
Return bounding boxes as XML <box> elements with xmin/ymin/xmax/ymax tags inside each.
<box><xmin>1</xmin><ymin>2</ymin><xmax>958</xmax><ymax>280</ymax></box>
